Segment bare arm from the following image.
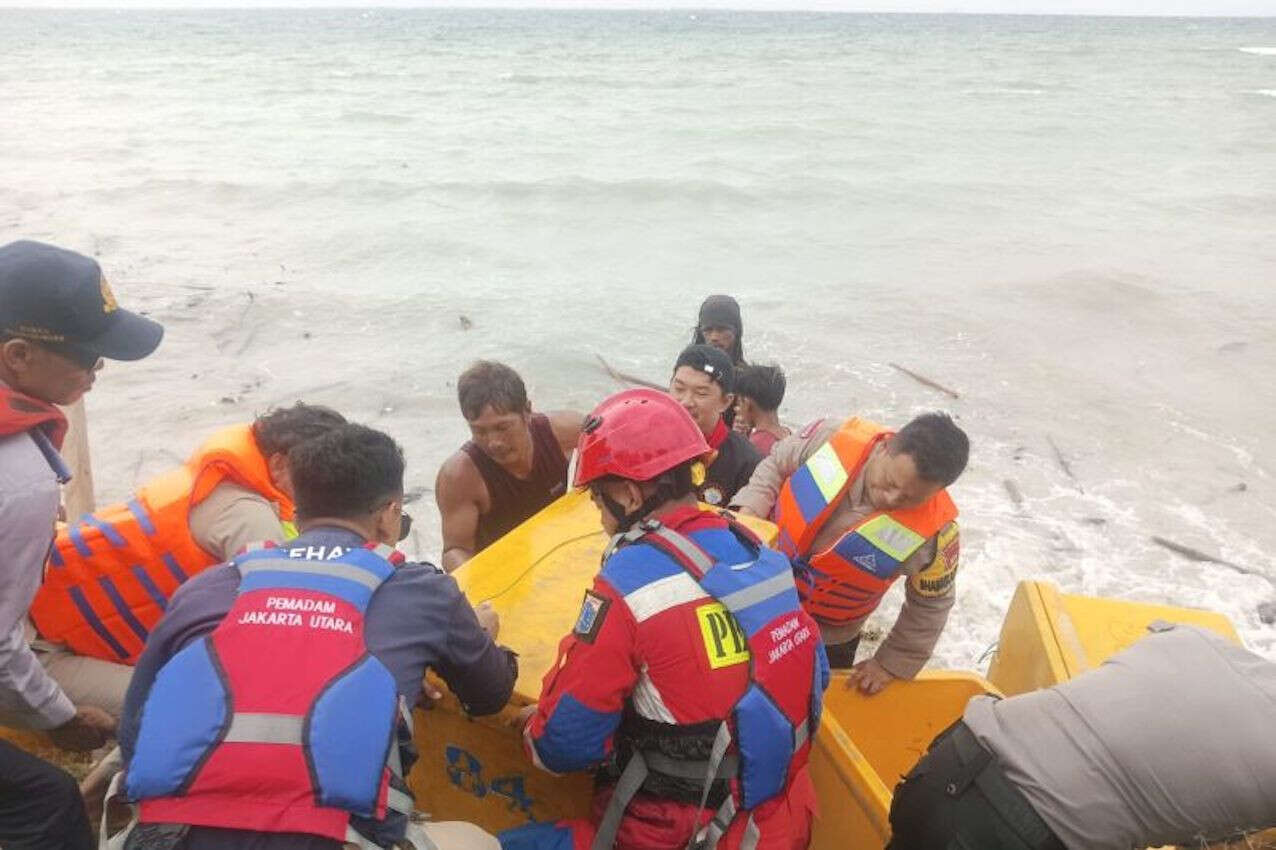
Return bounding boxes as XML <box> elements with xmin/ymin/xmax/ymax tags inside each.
<box><xmin>545</xmin><ymin>409</ymin><xmax>586</xmax><ymax>457</ymax></box>
<box><xmin>435</xmin><ymin>453</ymin><xmax>486</xmax><ymax>574</ymax></box>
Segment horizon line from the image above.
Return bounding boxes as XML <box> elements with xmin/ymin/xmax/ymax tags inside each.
<box><xmin>2</xmin><ymin>4</ymin><xmax>1274</xmax><ymax>15</ymax></box>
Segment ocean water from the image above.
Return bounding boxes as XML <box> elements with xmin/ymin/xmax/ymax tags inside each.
<box><xmin>2</xmin><ymin>9</ymin><xmax>1274</xmax><ymax>665</ymax></box>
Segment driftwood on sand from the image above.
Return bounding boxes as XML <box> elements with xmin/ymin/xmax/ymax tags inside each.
<box><xmin>1046</xmin><ymin>434</ymin><xmax>1083</xmax><ymax>493</ymax></box>
<box><xmin>887</xmin><ymin>362</ymin><xmax>960</xmax><ymax>400</ymax></box>
<box><xmin>595</xmin><ymin>354</ymin><xmax>665</xmax><ymax>391</ymax></box>
<box><xmin>1150</xmin><ymin>535</ymin><xmax>1274</xmax><ymax>585</ymax></box>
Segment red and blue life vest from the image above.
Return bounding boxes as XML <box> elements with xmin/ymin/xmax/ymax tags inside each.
<box><xmin>125</xmin><ymin>540</ymin><xmax>414</xmax><ymax>847</ymax></box>
<box><xmin>592</xmin><ymin>518</ymin><xmax>827</xmax><ymax>850</ymax></box>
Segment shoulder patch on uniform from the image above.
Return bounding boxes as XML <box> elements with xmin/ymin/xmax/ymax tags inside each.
<box><xmin>909</xmin><ymin>521</ymin><xmax>959</xmax><ymax>598</ymax></box>
<box><xmin>573</xmin><ymin>590</ymin><xmax>611</xmax><ymax>643</ymax></box>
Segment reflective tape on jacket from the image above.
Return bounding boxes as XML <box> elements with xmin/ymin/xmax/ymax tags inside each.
<box><xmin>30</xmin><ymin>423</ymin><xmax>295</xmax><ymax>663</ymax></box>
<box><xmin>774</xmin><ymin>417</ymin><xmax>957</xmax><ymax>625</ymax></box>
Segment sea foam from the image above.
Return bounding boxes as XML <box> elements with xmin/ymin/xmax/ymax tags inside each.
<box><xmin>1238</xmin><ymin>47</ymin><xmax>1276</xmax><ymax>55</ymax></box>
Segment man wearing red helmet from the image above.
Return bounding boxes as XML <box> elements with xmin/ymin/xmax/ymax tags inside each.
<box><xmin>501</xmin><ymin>389</ymin><xmax>829</xmax><ymax>850</ymax></box>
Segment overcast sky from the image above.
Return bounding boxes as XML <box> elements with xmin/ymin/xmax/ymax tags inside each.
<box><xmin>5</xmin><ymin>0</ymin><xmax>1274</xmax><ymax>14</ymax></box>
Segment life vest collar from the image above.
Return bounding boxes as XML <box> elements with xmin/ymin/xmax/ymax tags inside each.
<box><xmin>0</xmin><ymin>382</ymin><xmax>68</xmax><ymax>449</ymax></box>
<box><xmin>186</xmin><ymin>423</ymin><xmax>294</xmax><ymax>520</ymax></box>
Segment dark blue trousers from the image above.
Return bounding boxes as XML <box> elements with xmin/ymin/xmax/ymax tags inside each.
<box><xmin>0</xmin><ymin>739</ymin><xmax>93</xmax><ymax>850</ymax></box>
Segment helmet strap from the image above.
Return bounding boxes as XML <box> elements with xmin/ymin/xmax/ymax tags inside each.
<box><xmin>597</xmin><ymin>466</ymin><xmax>693</xmax><ymax>532</ymax></box>
<box><xmin>598</xmin><ymin>489</ymin><xmax>638</xmax><ymax>531</ymax></box>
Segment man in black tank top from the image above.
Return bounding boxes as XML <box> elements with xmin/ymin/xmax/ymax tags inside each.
<box><xmin>435</xmin><ymin>361</ymin><xmax>583</xmax><ymax>572</ymax></box>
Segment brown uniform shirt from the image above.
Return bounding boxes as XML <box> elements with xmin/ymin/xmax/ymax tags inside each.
<box><xmin>730</xmin><ymin>419</ymin><xmax>958</xmax><ymax>679</ymax></box>
<box><xmin>189</xmin><ymin>481</ymin><xmax>288</xmax><ymax>561</ymax></box>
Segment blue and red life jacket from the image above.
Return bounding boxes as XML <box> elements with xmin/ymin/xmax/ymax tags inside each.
<box><xmin>125</xmin><ymin>540</ymin><xmax>415</xmax><ymax>847</ymax></box>
<box><xmin>592</xmin><ymin>517</ymin><xmax>827</xmax><ymax>850</ymax></box>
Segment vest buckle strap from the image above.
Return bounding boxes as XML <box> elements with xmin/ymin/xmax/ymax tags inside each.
<box><xmin>589</xmin><ymin>751</ymin><xmax>652</xmax><ymax>850</ymax></box>
<box><xmin>645</xmin><ymin>526</ymin><xmax>717</xmax><ymax>577</ymax></box>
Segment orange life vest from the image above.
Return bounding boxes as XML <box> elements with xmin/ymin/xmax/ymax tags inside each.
<box><xmin>30</xmin><ymin>424</ymin><xmax>293</xmax><ymax>664</ymax></box>
<box><xmin>773</xmin><ymin>418</ymin><xmax>958</xmax><ymax>625</ymax></box>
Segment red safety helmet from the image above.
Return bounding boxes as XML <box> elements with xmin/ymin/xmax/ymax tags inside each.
<box><xmin>572</xmin><ymin>388</ymin><xmax>710</xmax><ymax>489</ymax></box>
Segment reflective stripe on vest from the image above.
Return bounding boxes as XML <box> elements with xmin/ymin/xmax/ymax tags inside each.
<box><xmin>31</xmin><ymin>423</ymin><xmax>297</xmax><ymax>664</ymax></box>
<box><xmin>127</xmin><ymin>542</ymin><xmax>410</xmax><ymax>844</ymax></box>
<box><xmin>775</xmin><ymin>418</ymin><xmax>957</xmax><ymax>624</ymax></box>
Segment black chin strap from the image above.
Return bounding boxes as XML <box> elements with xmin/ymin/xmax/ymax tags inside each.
<box><xmin>600</xmin><ymin>481</ymin><xmax>677</xmax><ymax>533</ymax></box>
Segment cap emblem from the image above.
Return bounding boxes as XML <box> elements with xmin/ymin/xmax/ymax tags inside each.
<box><xmin>99</xmin><ymin>276</ymin><xmax>118</xmax><ymax>313</ymax></box>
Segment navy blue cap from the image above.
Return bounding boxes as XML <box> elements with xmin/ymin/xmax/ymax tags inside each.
<box><xmin>0</xmin><ymin>240</ymin><xmax>163</xmax><ymax>361</ymax></box>
<box><xmin>673</xmin><ymin>343</ymin><xmax>735</xmax><ymax>394</ymax></box>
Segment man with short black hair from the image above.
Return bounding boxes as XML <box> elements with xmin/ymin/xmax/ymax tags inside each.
<box><xmin>0</xmin><ymin>239</ymin><xmax>163</xmax><ymax>850</ymax></box>
<box><xmin>733</xmin><ymin>364</ymin><xmax>791</xmax><ymax>455</ymax></box>
<box><xmin>435</xmin><ymin>361</ymin><xmax>582</xmax><ymax>571</ymax></box>
<box><xmin>669</xmin><ymin>344</ymin><xmax>761</xmax><ymax>507</ymax></box>
<box><xmin>732</xmin><ymin>412</ymin><xmax>970</xmax><ymax>693</ymax></box>
<box><xmin>120</xmin><ymin>423</ymin><xmax>516</xmax><ymax>850</ymax></box>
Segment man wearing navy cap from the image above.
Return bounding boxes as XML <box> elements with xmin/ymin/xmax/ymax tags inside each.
<box><xmin>0</xmin><ymin>240</ymin><xmax>163</xmax><ymax>849</ymax></box>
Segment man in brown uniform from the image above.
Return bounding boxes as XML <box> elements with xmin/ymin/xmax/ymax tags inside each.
<box><xmin>731</xmin><ymin>413</ymin><xmax>968</xmax><ymax>695</ymax></box>
<box><xmin>436</xmin><ymin>361</ymin><xmax>583</xmax><ymax>572</ymax></box>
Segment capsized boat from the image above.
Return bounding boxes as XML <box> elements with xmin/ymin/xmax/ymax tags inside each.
<box><xmin>409</xmin><ymin>491</ymin><xmax>1262</xmax><ymax>849</ymax></box>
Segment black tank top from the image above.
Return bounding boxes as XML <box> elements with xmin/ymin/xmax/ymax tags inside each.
<box><xmin>462</xmin><ymin>413</ymin><xmax>569</xmax><ymax>551</ymax></box>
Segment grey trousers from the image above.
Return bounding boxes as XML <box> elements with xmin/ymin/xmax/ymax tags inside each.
<box><xmin>31</xmin><ymin>638</ymin><xmax>133</xmax><ymax>718</ymax></box>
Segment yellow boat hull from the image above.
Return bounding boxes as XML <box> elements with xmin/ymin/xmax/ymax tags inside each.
<box><xmin>987</xmin><ymin>578</ymin><xmax>1240</xmax><ymax>696</ymax></box>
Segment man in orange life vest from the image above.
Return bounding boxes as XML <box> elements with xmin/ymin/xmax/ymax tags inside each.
<box><xmin>29</xmin><ymin>402</ymin><xmax>347</xmax><ymax>711</ymax></box>
<box><xmin>731</xmin><ymin>413</ymin><xmax>969</xmax><ymax>695</ymax></box>
<box><xmin>0</xmin><ymin>240</ymin><xmax>162</xmax><ymax>850</ymax></box>
<box><xmin>502</xmin><ymin>389</ymin><xmax>827</xmax><ymax>850</ymax></box>
<box><xmin>436</xmin><ymin>361</ymin><xmax>583</xmax><ymax>572</ymax></box>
